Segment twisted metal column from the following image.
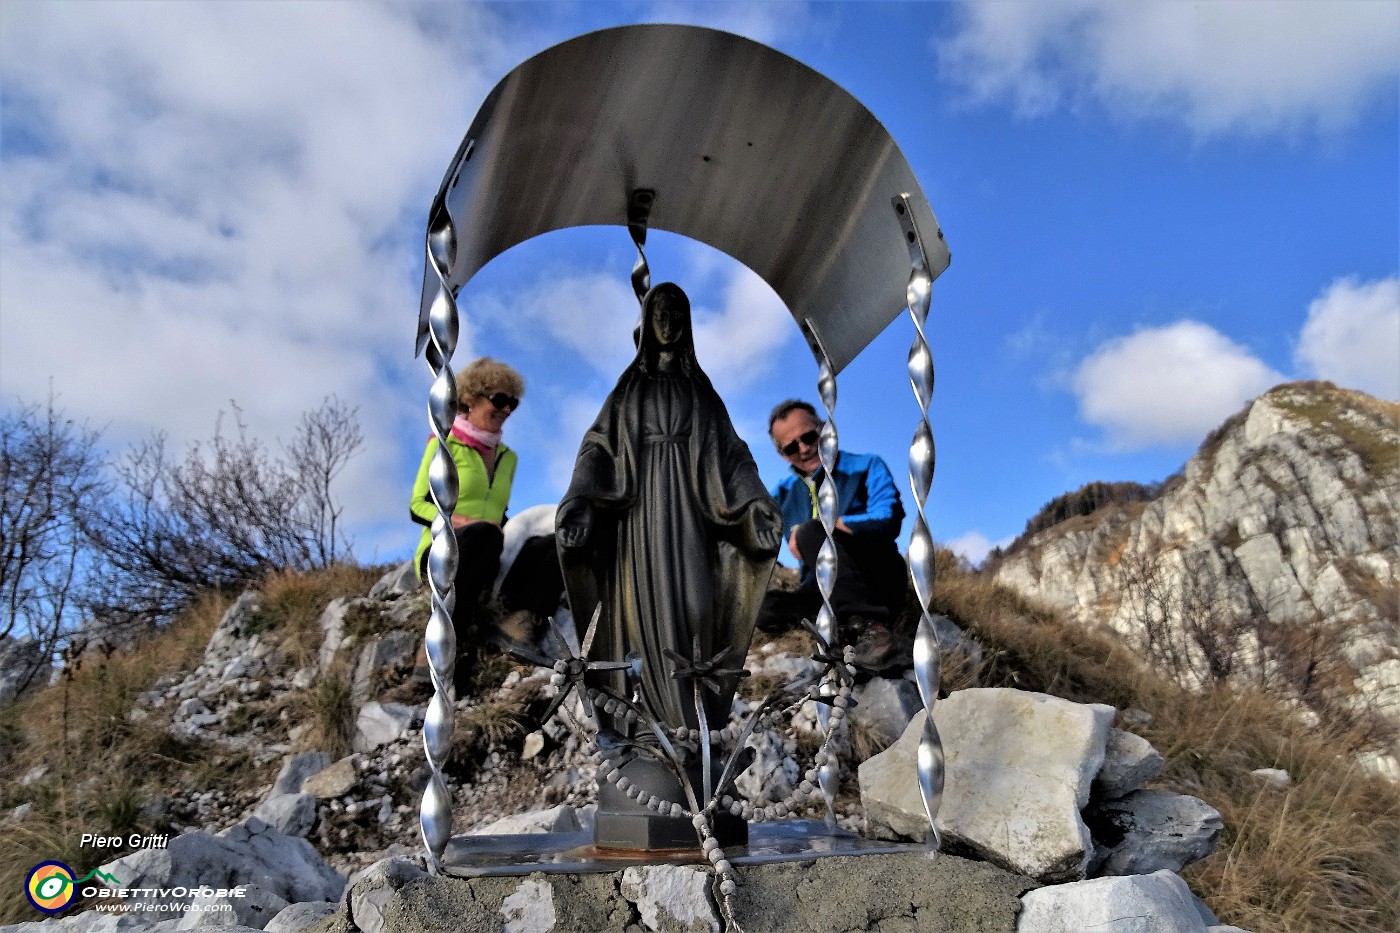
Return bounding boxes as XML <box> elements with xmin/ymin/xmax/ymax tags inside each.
<box><xmin>893</xmin><ymin>194</ymin><xmax>944</xmax><ymax>848</ymax></box>
<box><xmin>812</xmin><ymin>348</ymin><xmax>841</xmax><ymax>828</ymax></box>
<box><xmin>628</xmin><ymin>188</ymin><xmax>654</xmax><ymax>304</ymax></box>
<box><xmin>419</xmin><ymin>208</ymin><xmax>462</xmax><ymax>874</ymax></box>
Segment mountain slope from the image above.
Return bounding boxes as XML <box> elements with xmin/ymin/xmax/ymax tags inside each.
<box><xmin>993</xmin><ymin>381</ymin><xmax>1400</xmax><ymax>774</ymax></box>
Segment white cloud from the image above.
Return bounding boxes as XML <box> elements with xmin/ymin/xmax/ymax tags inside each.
<box><xmin>937</xmin><ymin>0</ymin><xmax>1400</xmax><ymax>135</ymax></box>
<box><xmin>691</xmin><ymin>264</ymin><xmax>794</xmax><ymax>396</ymax></box>
<box><xmin>1295</xmin><ymin>276</ymin><xmax>1400</xmax><ymax>400</ymax></box>
<box><xmin>0</xmin><ymin>2</ymin><xmax>518</xmax><ymax>550</ymax></box>
<box><xmin>947</xmin><ymin>531</ymin><xmax>1013</xmax><ymax>567</ymax></box>
<box><xmin>472</xmin><ymin>256</ymin><xmax>794</xmax><ymax>392</ymax></box>
<box><xmin>1072</xmin><ymin>321</ymin><xmax>1285</xmax><ymax>449</ymax></box>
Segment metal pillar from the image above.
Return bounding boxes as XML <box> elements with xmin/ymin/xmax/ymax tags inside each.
<box><xmin>419</xmin><ymin>207</ymin><xmax>462</xmax><ymax>873</ymax></box>
<box><xmin>893</xmin><ymin>194</ymin><xmax>945</xmax><ymax>847</ymax></box>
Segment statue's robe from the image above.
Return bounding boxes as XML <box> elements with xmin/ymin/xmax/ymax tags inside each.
<box><xmin>559</xmin><ymin>357</ymin><xmax>779</xmax><ymax>730</ymax></box>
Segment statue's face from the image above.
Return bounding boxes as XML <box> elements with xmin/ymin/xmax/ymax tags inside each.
<box><xmin>651</xmin><ymin>293</ymin><xmax>685</xmax><ymax>346</ymax></box>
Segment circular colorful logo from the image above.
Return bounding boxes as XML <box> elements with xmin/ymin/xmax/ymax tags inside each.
<box><xmin>25</xmin><ymin>861</ymin><xmax>76</xmax><ymax>914</ymax></box>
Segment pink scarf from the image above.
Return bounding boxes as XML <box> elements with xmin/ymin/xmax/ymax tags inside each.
<box><xmin>449</xmin><ymin>414</ymin><xmax>501</xmax><ymax>456</ymax></box>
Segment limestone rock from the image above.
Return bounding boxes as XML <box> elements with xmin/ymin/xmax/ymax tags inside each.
<box><xmin>317</xmin><ymin>598</ymin><xmax>376</xmax><ymax>673</ymax></box>
<box><xmin>472</xmin><ymin>804</ymin><xmax>580</xmax><ymax>835</ymax></box>
<box><xmin>929</xmin><ymin>612</ymin><xmax>985</xmax><ymax>671</ymax></box>
<box><xmin>501</xmin><ymin>878</ymin><xmax>557</xmax><ymax>933</ymax></box>
<box><xmin>851</xmin><ymin>677</ymin><xmax>921</xmax><ymax>748</ymax></box>
<box><xmin>301</xmin><ymin>756</ymin><xmax>359</xmax><ymax>799</ymax></box>
<box><xmin>1017</xmin><ymin>869</ymin><xmax>1214</xmax><ymax>932</ymax></box>
<box><xmin>99</xmin><ymin>817</ymin><xmax>344</xmax><ymax>920</ymax></box>
<box><xmin>736</xmin><ymin>730</ymin><xmax>797</xmax><ymax>805</ymax></box>
<box><xmin>369</xmin><ymin>561</ymin><xmax>419</xmax><ymax>600</ymax></box>
<box><xmin>1094</xmin><ymin>729</ymin><xmax>1164</xmax><ymax>800</ymax></box>
<box><xmin>270</xmin><ymin>751</ymin><xmax>331</xmax><ymax>798</ymax></box>
<box><xmin>860</xmin><ymin>688</ymin><xmax>1114</xmax><ymax>883</ymax></box>
<box><xmin>620</xmin><ymin>865</ymin><xmax>719</xmax><ymax>933</ymax></box>
<box><xmin>175</xmin><ymin>884</ymin><xmax>289</xmax><ymax>929</ymax></box>
<box><xmin>352</xmin><ymin>632</ymin><xmax>418</xmax><ymax>704</ymax></box>
<box><xmin>354</xmin><ymin>702</ymin><xmax>417</xmax><ymax>752</ymax></box>
<box><xmin>521</xmin><ymin>731</ymin><xmax>546</xmax><ymax>760</ymax></box>
<box><xmin>253</xmin><ymin>792</ymin><xmax>318</xmax><ymax>838</ymax></box>
<box><xmin>347</xmin><ymin>856</ymin><xmax>427</xmax><ymax>933</ymax></box>
<box><xmin>1086</xmin><ymin>789</ymin><xmax>1223</xmax><ymax>876</ymax></box>
<box><xmin>202</xmin><ymin>591</ymin><xmax>263</xmax><ymax>666</ymax></box>
<box><xmin>1249</xmin><ymin>767</ymin><xmax>1291</xmax><ymax>789</ymax></box>
<box><xmin>264</xmin><ymin>901</ymin><xmax>338</xmax><ymax>932</ymax></box>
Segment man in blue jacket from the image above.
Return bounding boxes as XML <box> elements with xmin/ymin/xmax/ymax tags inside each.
<box><xmin>760</xmin><ymin>399</ymin><xmax>909</xmax><ymax>672</ymax></box>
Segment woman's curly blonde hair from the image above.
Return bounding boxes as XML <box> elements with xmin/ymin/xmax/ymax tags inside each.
<box><xmin>457</xmin><ymin>357</ymin><xmax>525</xmax><ymax>407</ymax></box>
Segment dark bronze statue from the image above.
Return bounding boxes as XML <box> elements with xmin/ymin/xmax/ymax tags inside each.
<box><xmin>557</xmin><ymin>282</ymin><xmax>782</xmax><ymax>848</ymax></box>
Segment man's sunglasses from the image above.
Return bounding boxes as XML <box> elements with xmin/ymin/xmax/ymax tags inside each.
<box><xmin>779</xmin><ymin>429</ymin><xmax>820</xmax><ymax>457</ymax></box>
<box><xmin>487</xmin><ymin>393</ymin><xmax>520</xmax><ymax>412</ymax></box>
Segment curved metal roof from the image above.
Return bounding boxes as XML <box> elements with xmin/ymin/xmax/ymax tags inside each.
<box><xmin>418</xmin><ymin>23</ymin><xmax>950</xmax><ymax>374</ymax></box>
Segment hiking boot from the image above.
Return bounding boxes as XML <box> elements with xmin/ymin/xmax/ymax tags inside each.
<box><xmin>852</xmin><ymin>625</ymin><xmax>905</xmax><ymax>674</ymax></box>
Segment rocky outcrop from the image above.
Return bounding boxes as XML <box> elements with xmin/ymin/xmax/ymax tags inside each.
<box><xmin>994</xmin><ymin>382</ymin><xmax>1400</xmax><ymax>774</ymax></box>
<box><xmin>96</xmin><ymin>816</ymin><xmax>344</xmax><ymax>927</ymax></box>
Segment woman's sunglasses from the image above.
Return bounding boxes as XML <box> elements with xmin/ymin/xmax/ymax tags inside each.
<box><xmin>487</xmin><ymin>392</ymin><xmax>520</xmax><ymax>412</ymax></box>
<box><xmin>779</xmin><ymin>429</ymin><xmax>820</xmax><ymax>457</ymax></box>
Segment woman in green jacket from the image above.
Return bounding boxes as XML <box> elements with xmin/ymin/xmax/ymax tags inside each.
<box><xmin>410</xmin><ymin>357</ymin><xmax>559</xmax><ymax>694</ymax></box>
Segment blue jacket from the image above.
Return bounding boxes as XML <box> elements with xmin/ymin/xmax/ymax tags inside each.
<box><xmin>771</xmin><ymin>450</ymin><xmax>904</xmax><ymax>545</ymax></box>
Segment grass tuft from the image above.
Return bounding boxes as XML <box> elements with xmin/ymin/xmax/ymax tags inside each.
<box><xmin>292</xmin><ymin>672</ymin><xmax>357</xmax><ymax>761</ymax></box>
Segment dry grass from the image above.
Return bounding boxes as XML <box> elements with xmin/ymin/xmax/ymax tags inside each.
<box><xmin>1269</xmin><ymin>381</ymin><xmax>1400</xmax><ymax>480</ymax></box>
<box><xmin>290</xmin><ymin>671</ymin><xmax>357</xmax><ymax>760</ymax></box>
<box><xmin>929</xmin><ymin>549</ymin><xmax>1400</xmax><ymax>932</ymax></box>
<box><xmin>460</xmin><ymin>698</ymin><xmax>529</xmax><ymax>747</ymax></box>
<box><xmin>258</xmin><ymin>563</ymin><xmax>385</xmax><ymax>667</ymax></box>
<box><xmin>0</xmin><ymin>567</ymin><xmax>379</xmax><ymax>924</ymax></box>
<box><xmin>0</xmin><ymin>590</ymin><xmax>238</xmax><ymax>923</ymax></box>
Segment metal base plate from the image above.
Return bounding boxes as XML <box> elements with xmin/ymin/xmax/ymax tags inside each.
<box><xmin>440</xmin><ymin>820</ymin><xmax>929</xmax><ymax>877</ymax></box>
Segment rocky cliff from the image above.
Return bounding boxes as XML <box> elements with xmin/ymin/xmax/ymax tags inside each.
<box><xmin>993</xmin><ymin>381</ymin><xmax>1400</xmax><ymax>775</ymax></box>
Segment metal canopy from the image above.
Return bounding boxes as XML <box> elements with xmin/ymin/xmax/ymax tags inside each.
<box><xmin>417</xmin><ymin>23</ymin><xmax>950</xmax><ymax>375</ymax></box>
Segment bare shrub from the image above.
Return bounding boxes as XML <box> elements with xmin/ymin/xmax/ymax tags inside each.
<box><xmin>0</xmin><ymin>394</ymin><xmax>108</xmax><ymax>691</ymax></box>
<box><xmin>86</xmin><ymin>397</ymin><xmax>363</xmax><ymax>623</ymax></box>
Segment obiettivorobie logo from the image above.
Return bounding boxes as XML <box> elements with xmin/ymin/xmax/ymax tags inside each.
<box><xmin>24</xmin><ymin>862</ymin><xmax>122</xmax><ymax>915</ymax></box>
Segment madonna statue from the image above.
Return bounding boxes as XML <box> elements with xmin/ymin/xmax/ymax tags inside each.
<box><xmin>557</xmin><ymin>282</ymin><xmax>782</xmax><ymax>848</ymax></box>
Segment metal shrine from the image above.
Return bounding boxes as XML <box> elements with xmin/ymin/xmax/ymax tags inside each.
<box><xmin>414</xmin><ymin>22</ymin><xmax>950</xmax><ymax>925</ymax></box>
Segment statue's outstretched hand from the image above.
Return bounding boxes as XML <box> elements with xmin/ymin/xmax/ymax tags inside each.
<box><xmin>557</xmin><ymin>500</ymin><xmax>593</xmax><ymax>549</ymax></box>
<box><xmin>747</xmin><ymin>502</ymin><xmax>783</xmax><ymax>556</ymax></box>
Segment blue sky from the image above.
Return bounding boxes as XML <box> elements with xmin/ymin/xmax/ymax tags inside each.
<box><xmin>2</xmin><ymin>1</ymin><xmax>1397</xmax><ymax>568</ymax></box>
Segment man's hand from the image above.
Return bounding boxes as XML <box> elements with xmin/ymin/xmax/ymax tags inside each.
<box><xmin>787</xmin><ymin>517</ymin><xmax>853</xmax><ymax>558</ymax></box>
